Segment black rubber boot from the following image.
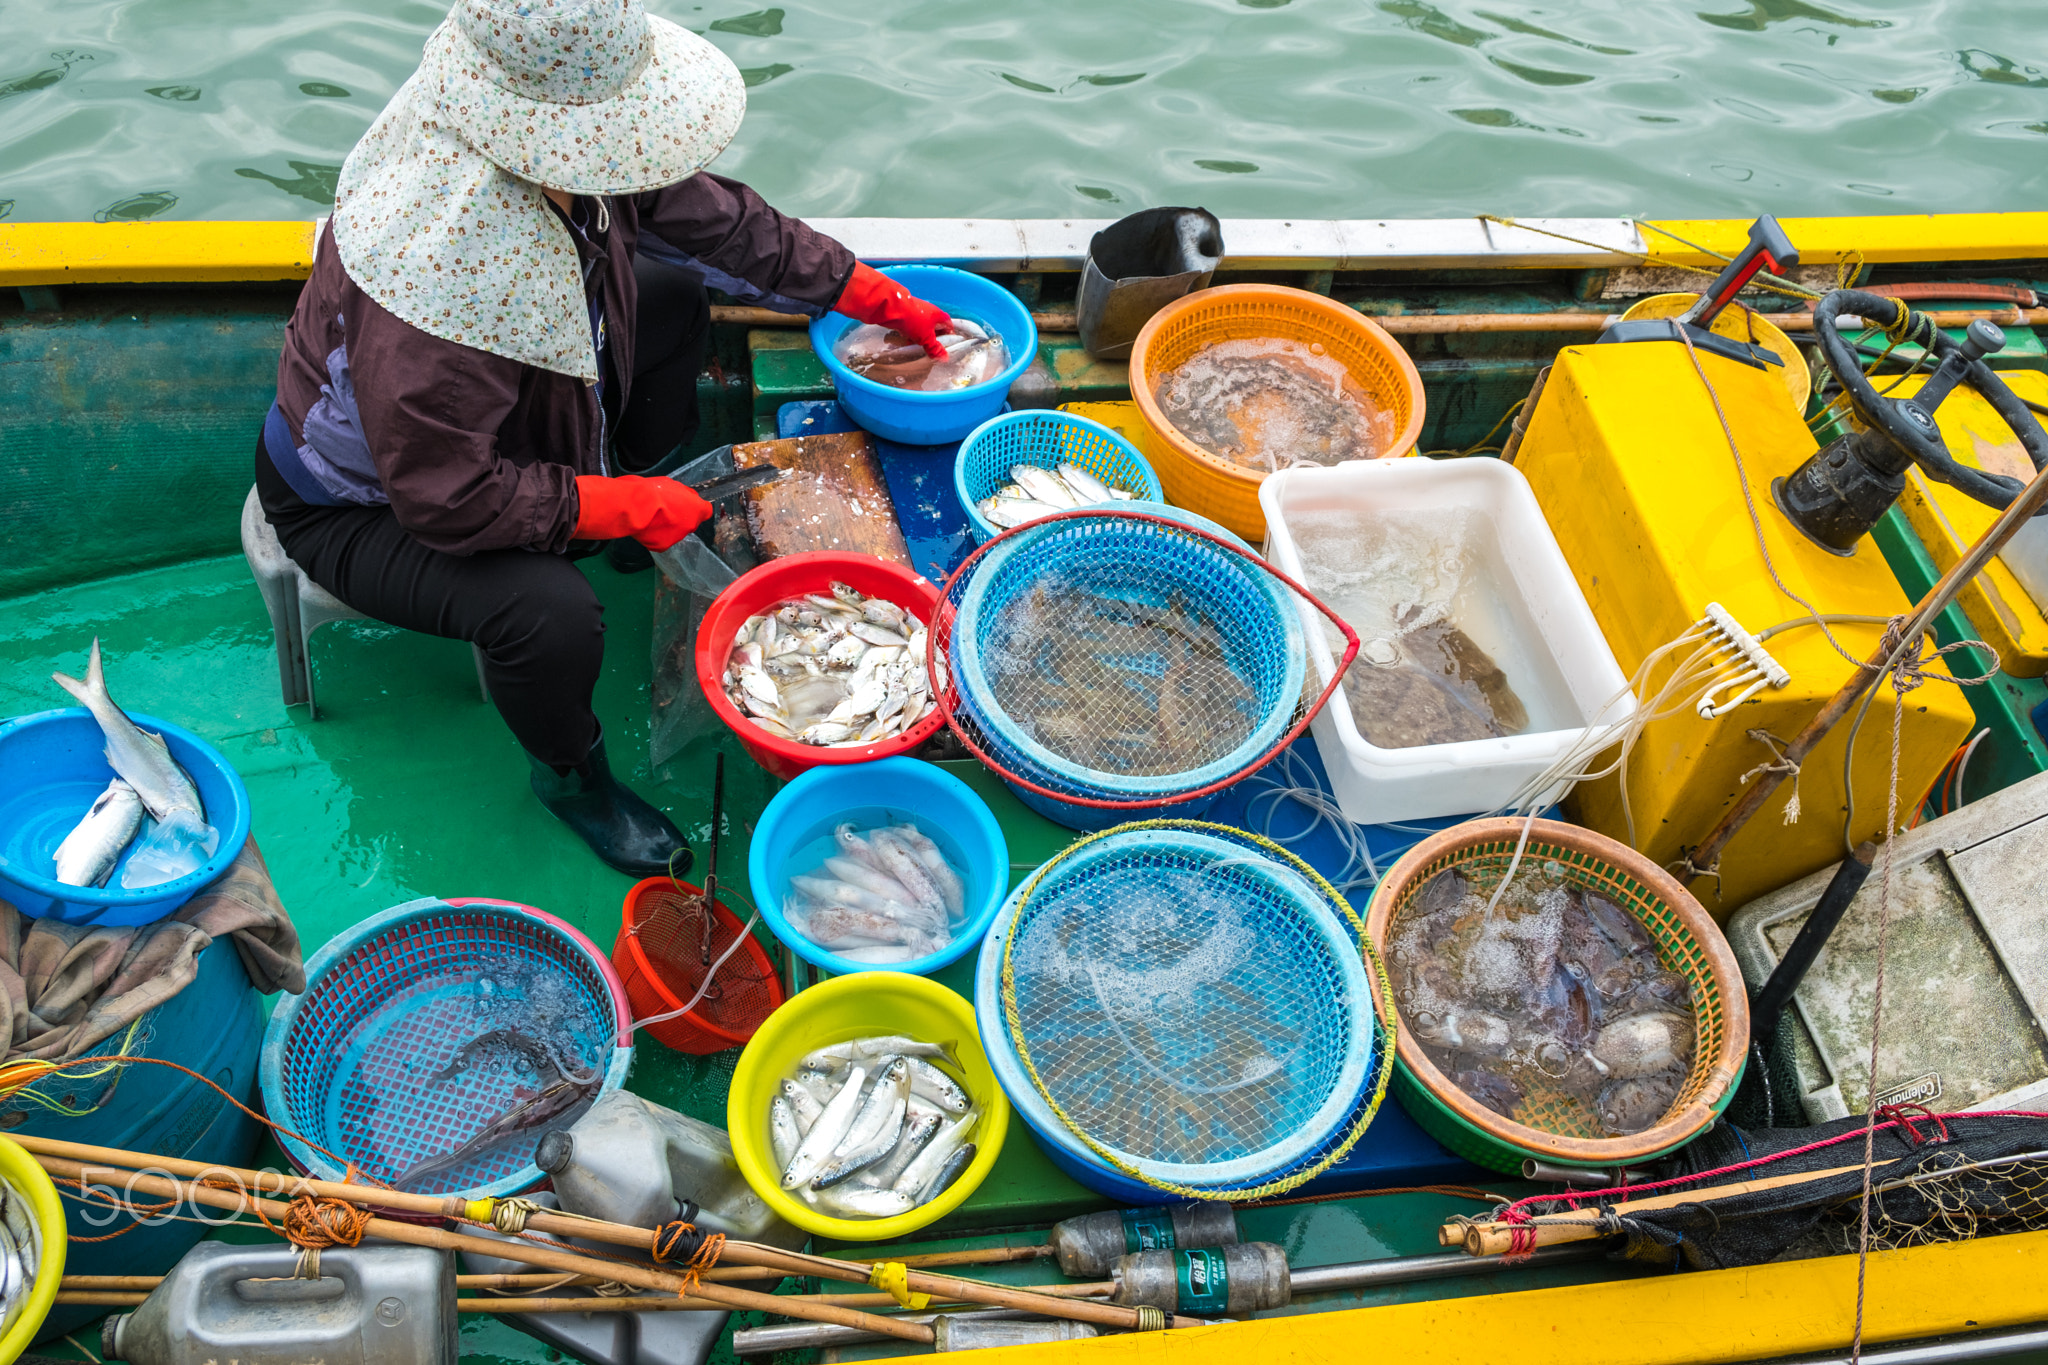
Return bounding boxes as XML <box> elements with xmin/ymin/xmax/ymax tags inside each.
<box><xmin>528</xmin><ymin>732</ymin><xmax>693</xmax><ymax>878</ymax></box>
<box><xmin>604</xmin><ymin>537</ymin><xmax>655</xmax><ymax>574</ymax></box>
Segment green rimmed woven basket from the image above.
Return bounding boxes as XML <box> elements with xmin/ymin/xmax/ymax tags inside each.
<box><xmin>1365</xmin><ymin>817</ymin><xmax>1748</xmax><ymax>1174</ymax></box>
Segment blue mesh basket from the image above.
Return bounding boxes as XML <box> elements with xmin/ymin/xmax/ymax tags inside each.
<box><xmin>949</xmin><ymin>506</ymin><xmax>1306</xmax><ymax>808</ymax></box>
<box><xmin>260</xmin><ymin>897</ymin><xmax>633</xmax><ymax>1199</ymax></box>
<box><xmin>955</xmin><ymin>410</ymin><xmax>1164</xmax><ymax>545</ymax></box>
<box><xmin>990</xmin><ymin>823</ymin><xmax>1382</xmax><ymax>1198</ymax></box>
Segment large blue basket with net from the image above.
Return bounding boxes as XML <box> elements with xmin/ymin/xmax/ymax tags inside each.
<box><xmin>935</xmin><ymin>506</ymin><xmax>1335</xmax><ymax>831</ymax></box>
<box><xmin>982</xmin><ymin>822</ymin><xmax>1392</xmax><ymax>1200</ymax></box>
<box><xmin>260</xmin><ymin>897</ymin><xmax>634</xmax><ymax>1199</ymax></box>
<box><xmin>955</xmin><ymin>410</ymin><xmax>1163</xmax><ymax>545</ymax></box>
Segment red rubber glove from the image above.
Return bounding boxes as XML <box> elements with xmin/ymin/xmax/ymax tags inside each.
<box><xmin>572</xmin><ymin>475</ymin><xmax>712</xmax><ymax>551</ymax></box>
<box><xmin>835</xmin><ymin>262</ymin><xmax>953</xmax><ymax>360</ymax></box>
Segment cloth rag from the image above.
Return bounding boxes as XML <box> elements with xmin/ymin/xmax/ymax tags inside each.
<box><xmin>0</xmin><ymin>836</ymin><xmax>305</xmax><ymax>1064</ymax></box>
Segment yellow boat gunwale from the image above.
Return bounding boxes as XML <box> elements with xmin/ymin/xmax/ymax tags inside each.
<box><xmin>4</xmin><ymin>213</ymin><xmax>2048</xmax><ymax>287</ymax></box>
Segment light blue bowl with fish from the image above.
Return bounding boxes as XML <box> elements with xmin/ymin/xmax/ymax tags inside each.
<box><xmin>811</xmin><ymin>264</ymin><xmax>1038</xmax><ymax>445</ymax></box>
<box><xmin>750</xmin><ymin>757</ymin><xmax>1009</xmax><ymax>978</ymax></box>
<box><xmin>260</xmin><ymin>897</ymin><xmax>634</xmax><ymax>1200</ymax></box>
<box><xmin>0</xmin><ymin>708</ymin><xmax>251</xmax><ymax>927</ymax></box>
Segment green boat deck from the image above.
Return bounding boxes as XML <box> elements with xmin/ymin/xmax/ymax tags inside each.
<box><xmin>0</xmin><ymin>547</ymin><xmax>1638</xmax><ymax>1364</ymax></box>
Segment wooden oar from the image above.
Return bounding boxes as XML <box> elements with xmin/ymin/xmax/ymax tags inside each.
<box><xmin>1442</xmin><ymin>1159</ymin><xmax>1897</xmax><ymax>1257</ymax></box>
<box><xmin>24</xmin><ymin>1137</ymin><xmax>1157</xmax><ymax>1333</ymax></box>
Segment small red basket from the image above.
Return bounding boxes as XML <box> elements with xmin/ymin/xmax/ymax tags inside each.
<box><xmin>612</xmin><ymin>877</ymin><xmax>784</xmax><ymax>1054</ymax></box>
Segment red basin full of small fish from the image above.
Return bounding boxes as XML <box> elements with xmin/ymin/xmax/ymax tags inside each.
<box><xmin>697</xmin><ymin>552</ymin><xmax>945</xmax><ymax>781</ymax></box>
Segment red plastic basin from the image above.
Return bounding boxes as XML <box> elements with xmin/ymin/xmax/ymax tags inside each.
<box><xmin>695</xmin><ymin>552</ymin><xmax>944</xmax><ymax>780</ymax></box>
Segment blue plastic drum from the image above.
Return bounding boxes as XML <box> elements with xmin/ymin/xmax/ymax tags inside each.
<box><xmin>811</xmin><ymin>265</ymin><xmax>1038</xmax><ymax>445</ymax></box>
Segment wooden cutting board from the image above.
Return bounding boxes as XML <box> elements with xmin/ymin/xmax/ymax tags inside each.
<box><xmin>731</xmin><ymin>430</ymin><xmax>912</xmax><ymax>566</ymax></box>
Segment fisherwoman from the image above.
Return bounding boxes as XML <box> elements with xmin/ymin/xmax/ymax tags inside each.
<box><xmin>256</xmin><ymin>0</ymin><xmax>952</xmax><ymax>875</ymax></box>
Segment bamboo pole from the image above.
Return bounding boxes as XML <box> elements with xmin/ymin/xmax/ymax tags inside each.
<box><xmin>24</xmin><ymin>1138</ymin><xmax>1151</xmax><ymax>1334</ymax></box>
<box><xmin>709</xmin><ymin>303</ymin><xmax>2048</xmax><ymax>337</ymax></box>
<box><xmin>1443</xmin><ymin>1159</ymin><xmax>1897</xmax><ymax>1257</ymax></box>
<box><xmin>34</xmin><ymin>1155</ymin><xmax>932</xmax><ymax>1345</ymax></box>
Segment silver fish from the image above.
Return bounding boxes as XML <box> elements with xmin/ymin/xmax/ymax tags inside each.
<box><xmin>813</xmin><ymin>1184</ymin><xmax>916</xmax><ymax>1219</ymax></box>
<box><xmin>51</xmin><ymin>639</ymin><xmax>202</xmax><ymax>823</ymax></box>
<box><xmin>848</xmin><ymin>621</ymin><xmax>910</xmax><ymax>648</ymax></box>
<box><xmin>780</xmin><ymin>1077</ymin><xmax>823</xmax><ymax>1132</ymax></box>
<box><xmin>1012</xmin><ymin>465</ymin><xmax>1078</xmax><ymax>510</ymax></box>
<box><xmin>52</xmin><ymin>777</ymin><xmax>143</xmax><ymax>887</ymax></box>
<box><xmin>803</xmin><ymin>1035</ymin><xmax>951</xmax><ymax>1067</ymax></box>
<box><xmin>920</xmin><ymin>1143</ymin><xmax>977</xmax><ymax>1203</ymax></box>
<box><xmin>862</xmin><ymin>599</ymin><xmax>909</xmax><ymax>632</ymax></box>
<box><xmin>830</xmin><ymin>581</ymin><xmax>866</xmax><ymax>608</ymax></box>
<box><xmin>769</xmin><ymin>1095</ymin><xmax>802</xmax><ymax>1172</ymax></box>
<box><xmin>904</xmin><ymin>1057</ymin><xmax>971</xmax><ymax>1115</ymax></box>
<box><xmin>865</xmin><ymin>1104</ymin><xmax>942</xmax><ymax>1188</ymax></box>
<box><xmin>813</xmin><ymin>1059</ymin><xmax>910</xmax><ymax>1188</ymax></box>
<box><xmin>798</xmin><ymin>721</ymin><xmax>859</xmax><ymax>746</ymax></box>
<box><xmin>895</xmin><ymin>1109</ymin><xmax>978</xmax><ymax>1196</ymax></box>
<box><xmin>982</xmin><ymin>496</ymin><xmax>1062</xmax><ymax>529</ymax></box>
<box><xmin>1055</xmin><ymin>462</ymin><xmax>1118</xmax><ymax>504</ymax></box>
<box><xmin>781</xmin><ymin>1063</ymin><xmax>867</xmax><ymax>1189</ymax></box>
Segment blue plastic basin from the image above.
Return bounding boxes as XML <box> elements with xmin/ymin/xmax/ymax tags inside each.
<box><xmin>0</xmin><ymin>708</ymin><xmax>252</xmax><ymax>926</ymax></box>
<box><xmin>811</xmin><ymin>265</ymin><xmax>1038</xmax><ymax>445</ymax></box>
<box><xmin>750</xmin><ymin>756</ymin><xmax>1009</xmax><ymax>977</ymax></box>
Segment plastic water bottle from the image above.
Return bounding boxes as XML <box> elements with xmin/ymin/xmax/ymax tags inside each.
<box><xmin>1108</xmin><ymin>1241</ymin><xmax>1291</xmax><ymax>1316</ymax></box>
<box><xmin>101</xmin><ymin>1242</ymin><xmax>455</xmax><ymax>1365</ymax></box>
<box><xmin>1050</xmin><ymin>1202</ymin><xmax>1240</xmax><ymax>1277</ymax></box>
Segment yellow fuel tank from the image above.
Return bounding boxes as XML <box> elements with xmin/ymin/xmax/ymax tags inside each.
<box><xmin>1883</xmin><ymin>369</ymin><xmax>2048</xmax><ymax>678</ymax></box>
<box><xmin>1514</xmin><ymin>341</ymin><xmax>1974</xmax><ymax>915</ymax></box>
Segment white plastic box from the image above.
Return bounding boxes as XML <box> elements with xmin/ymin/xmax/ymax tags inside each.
<box><xmin>1258</xmin><ymin>458</ymin><xmax>1635</xmax><ymax>826</ymax></box>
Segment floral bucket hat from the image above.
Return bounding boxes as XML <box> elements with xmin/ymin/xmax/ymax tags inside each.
<box><xmin>332</xmin><ymin>0</ymin><xmax>745</xmax><ymax>380</ymax></box>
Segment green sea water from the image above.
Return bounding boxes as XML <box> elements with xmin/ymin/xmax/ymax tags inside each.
<box><xmin>1</xmin><ymin>0</ymin><xmax>2046</xmax><ymax>226</ymax></box>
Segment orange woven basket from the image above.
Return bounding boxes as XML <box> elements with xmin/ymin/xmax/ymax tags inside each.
<box><xmin>1128</xmin><ymin>284</ymin><xmax>1426</xmax><ymax>541</ymax></box>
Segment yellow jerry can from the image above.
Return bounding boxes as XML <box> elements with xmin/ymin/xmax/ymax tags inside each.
<box><xmin>1514</xmin><ymin>341</ymin><xmax>1975</xmax><ymax>915</ymax></box>
<box><xmin>1881</xmin><ymin>368</ymin><xmax>2048</xmax><ymax>678</ymax></box>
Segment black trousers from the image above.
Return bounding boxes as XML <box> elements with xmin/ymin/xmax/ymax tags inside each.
<box><xmin>256</xmin><ymin>253</ymin><xmax>710</xmax><ymax>768</ymax></box>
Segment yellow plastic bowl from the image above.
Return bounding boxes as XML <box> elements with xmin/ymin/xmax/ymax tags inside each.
<box><xmin>727</xmin><ymin>974</ymin><xmax>1009</xmax><ymax>1242</ymax></box>
<box><xmin>1620</xmin><ymin>293</ymin><xmax>1810</xmax><ymax>412</ymax></box>
<box><xmin>1129</xmin><ymin>283</ymin><xmax>1427</xmax><ymax>542</ymax></box>
<box><xmin>0</xmin><ymin>1134</ymin><xmax>67</xmax><ymax>1360</ymax></box>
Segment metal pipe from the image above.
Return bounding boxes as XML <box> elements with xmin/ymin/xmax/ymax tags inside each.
<box><xmin>733</xmin><ymin>1308</ymin><xmax>1043</xmax><ymax>1356</ymax></box>
<box><xmin>1287</xmin><ymin>1245</ymin><xmax>1599</xmax><ymax>1294</ymax></box>
<box><xmin>1520</xmin><ymin>1160</ymin><xmax>1655</xmax><ymax>1188</ymax></box>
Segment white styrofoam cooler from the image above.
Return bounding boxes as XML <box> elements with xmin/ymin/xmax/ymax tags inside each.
<box><xmin>1258</xmin><ymin>458</ymin><xmax>1635</xmax><ymax>825</ymax></box>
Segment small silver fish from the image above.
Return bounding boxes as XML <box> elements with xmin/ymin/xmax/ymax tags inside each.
<box><xmin>813</xmin><ymin>1059</ymin><xmax>909</xmax><ymax>1188</ymax></box>
<box><xmin>1055</xmin><ymin>462</ymin><xmax>1118</xmax><ymax>504</ymax></box>
<box><xmin>920</xmin><ymin>1143</ymin><xmax>976</xmax><ymax>1203</ymax></box>
<box><xmin>895</xmin><ymin>1109</ymin><xmax>978</xmax><ymax>1196</ymax></box>
<box><xmin>904</xmin><ymin>1057</ymin><xmax>971</xmax><ymax>1115</ymax></box>
<box><xmin>781</xmin><ymin>1063</ymin><xmax>867</xmax><ymax>1189</ymax></box>
<box><xmin>52</xmin><ymin>777</ymin><xmax>143</xmax><ymax>887</ymax></box>
<box><xmin>803</xmin><ymin>1035</ymin><xmax>952</xmax><ymax>1067</ymax></box>
<box><xmin>780</xmin><ymin>1077</ymin><xmax>823</xmax><ymax>1131</ymax></box>
<box><xmin>51</xmin><ymin>639</ymin><xmax>203</xmax><ymax>823</ymax></box>
<box><xmin>769</xmin><ymin>1095</ymin><xmax>802</xmax><ymax>1171</ymax></box>
<box><xmin>865</xmin><ymin>1104</ymin><xmax>942</xmax><ymax>1188</ymax></box>
<box><xmin>982</xmin><ymin>496</ymin><xmax>1062</xmax><ymax>529</ymax></box>
<box><xmin>1012</xmin><ymin>465</ymin><xmax>1078</xmax><ymax>510</ymax></box>
<box><xmin>813</xmin><ymin>1184</ymin><xmax>917</xmax><ymax>1219</ymax></box>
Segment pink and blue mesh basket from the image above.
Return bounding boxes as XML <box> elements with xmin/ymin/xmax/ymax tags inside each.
<box><xmin>260</xmin><ymin>897</ymin><xmax>633</xmax><ymax>1199</ymax></box>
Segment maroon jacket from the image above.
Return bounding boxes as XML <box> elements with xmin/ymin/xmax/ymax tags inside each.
<box><xmin>275</xmin><ymin>174</ymin><xmax>854</xmax><ymax>555</ymax></box>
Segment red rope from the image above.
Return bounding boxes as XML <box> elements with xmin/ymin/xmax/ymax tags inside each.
<box><xmin>1498</xmin><ymin>1109</ymin><xmax>2048</xmax><ymax>1222</ymax></box>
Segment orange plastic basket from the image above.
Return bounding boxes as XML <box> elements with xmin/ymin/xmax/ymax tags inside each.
<box><xmin>612</xmin><ymin>877</ymin><xmax>784</xmax><ymax>1054</ymax></box>
<box><xmin>1128</xmin><ymin>284</ymin><xmax>1426</xmax><ymax>541</ymax></box>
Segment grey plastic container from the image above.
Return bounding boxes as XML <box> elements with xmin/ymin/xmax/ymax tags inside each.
<box><xmin>1110</xmin><ymin>1241</ymin><xmax>1289</xmax><ymax>1316</ymax></box>
<box><xmin>101</xmin><ymin>1242</ymin><xmax>455</xmax><ymax>1365</ymax></box>
<box><xmin>1726</xmin><ymin>769</ymin><xmax>2048</xmax><ymax>1123</ymax></box>
<box><xmin>463</xmin><ymin>1093</ymin><xmax>806</xmax><ymax>1365</ymax></box>
<box><xmin>1076</xmin><ymin>207</ymin><xmax>1224</xmax><ymax>359</ymax></box>
<box><xmin>1051</xmin><ymin>1203</ymin><xmax>1240</xmax><ymax>1278</ymax></box>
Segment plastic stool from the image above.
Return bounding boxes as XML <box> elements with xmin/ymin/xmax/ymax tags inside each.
<box><xmin>241</xmin><ymin>486</ymin><xmax>489</xmax><ymax>719</ymax></box>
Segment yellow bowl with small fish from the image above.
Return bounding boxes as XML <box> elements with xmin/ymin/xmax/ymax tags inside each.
<box><xmin>729</xmin><ymin>973</ymin><xmax>1009</xmax><ymax>1241</ymax></box>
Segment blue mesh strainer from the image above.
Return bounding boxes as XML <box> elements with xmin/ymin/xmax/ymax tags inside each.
<box><xmin>260</xmin><ymin>897</ymin><xmax>633</xmax><ymax>1199</ymax></box>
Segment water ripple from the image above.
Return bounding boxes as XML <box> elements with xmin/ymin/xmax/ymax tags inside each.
<box><xmin>0</xmin><ymin>0</ymin><xmax>2043</xmax><ymax>221</ymax></box>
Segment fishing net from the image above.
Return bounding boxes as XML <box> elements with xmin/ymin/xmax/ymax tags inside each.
<box><xmin>928</xmin><ymin>509</ymin><xmax>1359</xmax><ymax>810</ymax></box>
<box><xmin>998</xmin><ymin>821</ymin><xmax>1395</xmax><ymax>1200</ymax></box>
<box><xmin>1519</xmin><ymin>1110</ymin><xmax>2048</xmax><ymax>1271</ymax></box>
<box><xmin>618</xmin><ymin>878</ymin><xmax>782</xmax><ymax>1052</ymax></box>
